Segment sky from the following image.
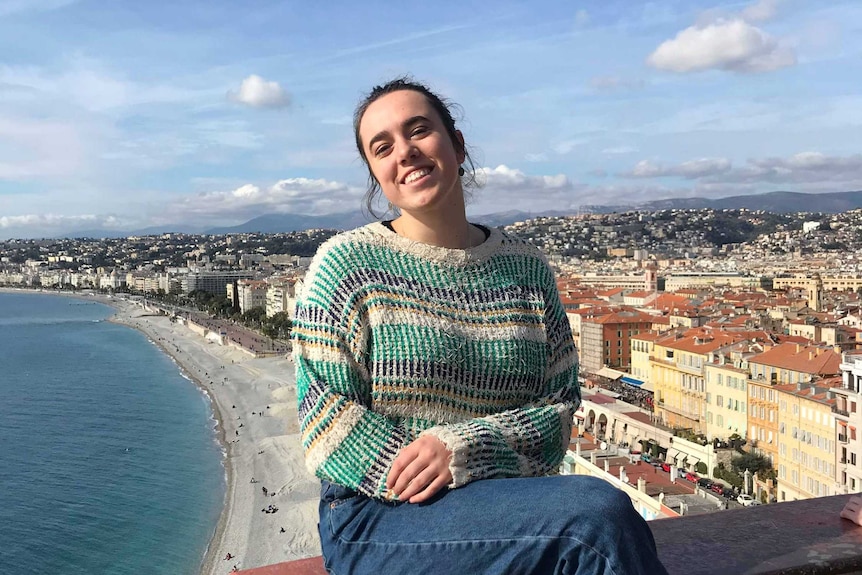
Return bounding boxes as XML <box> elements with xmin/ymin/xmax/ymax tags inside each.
<box><xmin>1</xmin><ymin>0</ymin><xmax>862</xmax><ymax>238</ymax></box>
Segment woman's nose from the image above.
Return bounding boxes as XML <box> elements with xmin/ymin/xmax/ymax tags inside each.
<box><xmin>396</xmin><ymin>139</ymin><xmax>419</xmax><ymax>163</ymax></box>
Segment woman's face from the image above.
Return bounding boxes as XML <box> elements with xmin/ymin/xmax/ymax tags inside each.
<box><xmin>358</xmin><ymin>89</ymin><xmax>465</xmax><ymax>217</ymax></box>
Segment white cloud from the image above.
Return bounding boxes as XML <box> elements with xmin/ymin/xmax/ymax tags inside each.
<box><xmin>707</xmin><ymin>152</ymin><xmax>862</xmax><ymax>185</ymax></box>
<box><xmin>741</xmin><ymin>0</ymin><xmax>780</xmax><ymax>23</ymax></box>
<box><xmin>469</xmin><ymin>165</ymin><xmax>578</xmax><ymax>213</ymax></box>
<box><xmin>168</xmin><ymin>177</ymin><xmax>363</xmax><ymax>222</ymax></box>
<box><xmin>552</xmin><ymin>139</ymin><xmax>586</xmax><ymax>155</ymax></box>
<box><xmin>227</xmin><ymin>75</ymin><xmax>290</xmax><ymax>109</ymax></box>
<box><xmin>0</xmin><ymin>213</ymin><xmax>120</xmax><ymax>230</ymax></box>
<box><xmin>623</xmin><ymin>157</ymin><xmax>732</xmax><ymax>179</ymax></box>
<box><xmin>647</xmin><ymin>18</ymin><xmax>796</xmax><ymax>73</ymax></box>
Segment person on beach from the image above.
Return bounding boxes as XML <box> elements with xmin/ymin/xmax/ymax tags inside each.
<box><xmin>292</xmin><ymin>76</ymin><xmax>669</xmax><ymax>575</ymax></box>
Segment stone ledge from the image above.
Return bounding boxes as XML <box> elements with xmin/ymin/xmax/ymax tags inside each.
<box><xmin>653</xmin><ymin>494</ymin><xmax>862</xmax><ymax>575</ymax></box>
<box><xmin>237</xmin><ymin>495</ymin><xmax>862</xmax><ymax>575</ymax></box>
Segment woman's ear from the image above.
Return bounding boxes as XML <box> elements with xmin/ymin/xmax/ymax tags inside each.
<box><xmin>455</xmin><ymin>130</ymin><xmax>466</xmax><ymax>164</ymax></box>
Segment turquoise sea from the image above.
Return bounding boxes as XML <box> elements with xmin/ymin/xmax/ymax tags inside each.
<box><xmin>0</xmin><ymin>292</ymin><xmax>225</xmax><ymax>575</ymax></box>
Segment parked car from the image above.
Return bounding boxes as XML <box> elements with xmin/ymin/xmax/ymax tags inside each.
<box><xmin>697</xmin><ymin>477</ymin><xmax>714</xmax><ymax>489</ymax></box>
<box><xmin>641</xmin><ymin>453</ymin><xmax>652</xmax><ymax>463</ymax></box>
<box><xmin>722</xmin><ymin>487</ymin><xmax>737</xmax><ymax>499</ymax></box>
<box><xmin>661</xmin><ymin>462</ymin><xmax>671</xmax><ymax>473</ymax></box>
<box><xmin>685</xmin><ymin>472</ymin><xmax>699</xmax><ymax>483</ymax></box>
<box><xmin>737</xmin><ymin>494</ymin><xmax>760</xmax><ymax>507</ymax></box>
<box><xmin>710</xmin><ymin>482</ymin><xmax>725</xmax><ymax>495</ymax></box>
<box><xmin>677</xmin><ymin>468</ymin><xmax>687</xmax><ymax>480</ymax></box>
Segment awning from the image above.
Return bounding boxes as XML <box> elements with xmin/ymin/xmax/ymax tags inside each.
<box><xmin>687</xmin><ymin>456</ymin><xmax>700</xmax><ymax>467</ymax></box>
<box><xmin>621</xmin><ymin>376</ymin><xmax>644</xmax><ymax>386</ymax></box>
<box><xmin>596</xmin><ymin>367</ymin><xmax>625</xmax><ymax>380</ymax></box>
<box><xmin>666</xmin><ymin>448</ymin><xmax>681</xmax><ymax>462</ymax></box>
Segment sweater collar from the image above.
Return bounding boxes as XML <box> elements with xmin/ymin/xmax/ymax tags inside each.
<box><xmin>364</xmin><ymin>221</ymin><xmax>504</xmax><ymax>266</ymax></box>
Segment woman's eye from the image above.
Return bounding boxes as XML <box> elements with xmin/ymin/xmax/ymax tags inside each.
<box><xmin>374</xmin><ymin>144</ymin><xmax>390</xmax><ymax>156</ymax></box>
<box><xmin>411</xmin><ymin>126</ymin><xmax>428</xmax><ymax>136</ymax></box>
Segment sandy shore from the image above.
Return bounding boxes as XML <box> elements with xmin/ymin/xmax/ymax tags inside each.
<box><xmin>0</xmin><ymin>288</ymin><xmax>321</xmax><ymax>572</ymax></box>
<box><xmin>0</xmin><ymin>288</ymin><xmax>324</xmax><ymax>575</ymax></box>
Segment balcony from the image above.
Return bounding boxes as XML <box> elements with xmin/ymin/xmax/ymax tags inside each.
<box><xmin>840</xmin><ymin>434</ymin><xmax>850</xmax><ymax>444</ymax></box>
<box><xmin>834</xmin><ymin>407</ymin><xmax>851</xmax><ymax>417</ymax></box>
<box><xmin>236</xmin><ymin>495</ymin><xmax>862</xmax><ymax>575</ymax></box>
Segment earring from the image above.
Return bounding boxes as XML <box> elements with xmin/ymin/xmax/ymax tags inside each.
<box><xmin>388</xmin><ymin>201</ymin><xmax>395</xmax><ymax>211</ymax></box>
<box><xmin>458</xmin><ymin>166</ymin><xmax>465</xmax><ymax>176</ymax></box>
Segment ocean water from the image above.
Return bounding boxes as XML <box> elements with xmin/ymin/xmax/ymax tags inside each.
<box><xmin>0</xmin><ymin>292</ymin><xmax>225</xmax><ymax>575</ymax></box>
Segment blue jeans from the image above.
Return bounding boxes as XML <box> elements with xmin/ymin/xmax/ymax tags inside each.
<box><xmin>319</xmin><ymin>475</ymin><xmax>669</xmax><ymax>575</ymax></box>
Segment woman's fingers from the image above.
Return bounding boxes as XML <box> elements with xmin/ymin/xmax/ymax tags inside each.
<box><xmin>408</xmin><ymin>475</ymin><xmax>450</xmax><ymax>504</ymax></box>
<box><xmin>386</xmin><ymin>436</ymin><xmax>452</xmax><ymax>502</ymax></box>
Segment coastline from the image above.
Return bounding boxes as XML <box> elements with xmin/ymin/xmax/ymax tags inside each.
<box><xmin>0</xmin><ymin>289</ymin><xmax>321</xmax><ymax>575</ymax></box>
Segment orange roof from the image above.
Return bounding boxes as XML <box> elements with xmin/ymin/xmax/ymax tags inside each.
<box><xmin>748</xmin><ymin>342</ymin><xmax>841</xmax><ymax>376</ymax></box>
<box><xmin>626</xmin><ymin>290</ymin><xmax>653</xmax><ymax>298</ymax></box>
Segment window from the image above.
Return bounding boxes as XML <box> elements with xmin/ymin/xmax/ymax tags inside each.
<box><xmin>780</xmin><ymin>422</ymin><xmax>785</xmax><ymax>434</ymax></box>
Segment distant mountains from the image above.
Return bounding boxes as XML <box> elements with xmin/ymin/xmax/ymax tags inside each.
<box><xmin>580</xmin><ymin>190</ymin><xmax>862</xmax><ymax>215</ymax></box>
<box><xmin>53</xmin><ymin>189</ymin><xmax>862</xmax><ymax>239</ymax></box>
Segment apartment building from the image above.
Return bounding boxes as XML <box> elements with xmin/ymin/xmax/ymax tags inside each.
<box><xmin>774</xmin><ymin>382</ymin><xmax>838</xmax><ymax>501</ymax></box>
<box><xmin>835</xmin><ymin>352</ymin><xmax>862</xmax><ymax>494</ymax></box>
<box><xmin>651</xmin><ymin>330</ymin><xmax>744</xmax><ymax>434</ymax></box>
<box><xmin>747</xmin><ymin>342</ymin><xmax>841</xmax><ymax>467</ymax></box>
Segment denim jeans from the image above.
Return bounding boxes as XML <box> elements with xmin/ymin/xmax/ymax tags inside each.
<box><xmin>319</xmin><ymin>475</ymin><xmax>670</xmax><ymax>575</ymax></box>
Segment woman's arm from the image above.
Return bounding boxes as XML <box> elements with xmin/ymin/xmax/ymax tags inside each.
<box><xmin>293</xmin><ymin>250</ymin><xmax>410</xmax><ymax>500</ymax></box>
<box><xmin>419</xmin><ymin>267</ymin><xmax>580</xmax><ymax>488</ymax></box>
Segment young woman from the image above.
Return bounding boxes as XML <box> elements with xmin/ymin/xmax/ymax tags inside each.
<box><xmin>292</xmin><ymin>77</ymin><xmax>669</xmax><ymax>575</ymax></box>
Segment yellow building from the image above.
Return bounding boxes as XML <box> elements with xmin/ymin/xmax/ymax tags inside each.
<box><xmin>704</xmin><ymin>359</ymin><xmax>749</xmax><ymax>441</ymax></box>
<box><xmin>631</xmin><ymin>332</ymin><xmax>660</xmax><ymax>384</ymax></box>
<box><xmin>775</xmin><ymin>383</ymin><xmax>838</xmax><ymax>501</ymax></box>
<box><xmin>747</xmin><ymin>342</ymin><xmax>841</xmax><ymax>470</ymax></box>
<box><xmin>651</xmin><ymin>330</ymin><xmax>744</xmax><ymax>434</ymax></box>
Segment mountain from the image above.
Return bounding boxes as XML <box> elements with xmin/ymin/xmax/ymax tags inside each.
<box><xmin>35</xmin><ymin>189</ymin><xmax>862</xmax><ymax>240</ymax></box>
<box><xmin>581</xmin><ymin>190</ymin><xmax>862</xmax><ymax>214</ymax></box>
<box><xmin>203</xmin><ymin>211</ymin><xmax>373</xmax><ymax>234</ymax></box>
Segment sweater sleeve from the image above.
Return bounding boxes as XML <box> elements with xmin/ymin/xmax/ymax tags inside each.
<box><xmin>420</xmin><ymin>264</ymin><xmax>581</xmax><ymax>488</ymax></box>
<box><xmin>292</xmin><ymin>244</ymin><xmax>408</xmax><ymax>499</ymax></box>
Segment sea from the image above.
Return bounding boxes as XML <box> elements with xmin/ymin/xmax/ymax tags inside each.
<box><xmin>0</xmin><ymin>292</ymin><xmax>225</xmax><ymax>575</ymax></box>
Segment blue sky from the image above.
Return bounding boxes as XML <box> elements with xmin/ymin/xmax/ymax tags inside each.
<box><xmin>1</xmin><ymin>0</ymin><xmax>861</xmax><ymax>237</ymax></box>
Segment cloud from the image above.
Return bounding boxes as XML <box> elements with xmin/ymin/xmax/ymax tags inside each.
<box><xmin>0</xmin><ymin>213</ymin><xmax>120</xmax><ymax>230</ymax></box>
<box><xmin>741</xmin><ymin>0</ymin><xmax>780</xmax><ymax>23</ymax></box>
<box><xmin>167</xmin><ymin>177</ymin><xmax>363</xmax><ymax>222</ymax></box>
<box><xmin>479</xmin><ymin>165</ymin><xmax>571</xmax><ymax>191</ymax></box>
<box><xmin>623</xmin><ymin>158</ymin><xmax>733</xmax><ymax>179</ymax></box>
<box><xmin>227</xmin><ymin>75</ymin><xmax>290</xmax><ymax>109</ymax></box>
<box><xmin>647</xmin><ymin>18</ymin><xmax>796</xmax><ymax>73</ymax></box>
<box><xmin>552</xmin><ymin>139</ymin><xmax>586</xmax><ymax>155</ymax></box>
<box><xmin>619</xmin><ymin>152</ymin><xmax>862</xmax><ymax>191</ymax></box>
<box><xmin>706</xmin><ymin>152</ymin><xmax>862</xmax><ymax>185</ymax></box>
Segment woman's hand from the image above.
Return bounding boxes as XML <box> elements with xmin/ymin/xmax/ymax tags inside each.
<box><xmin>386</xmin><ymin>435</ymin><xmax>453</xmax><ymax>504</ymax></box>
<box><xmin>840</xmin><ymin>495</ymin><xmax>862</xmax><ymax>525</ymax></box>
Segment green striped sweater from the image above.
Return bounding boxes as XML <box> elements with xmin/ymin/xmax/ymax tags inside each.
<box><xmin>292</xmin><ymin>222</ymin><xmax>580</xmax><ymax>500</ymax></box>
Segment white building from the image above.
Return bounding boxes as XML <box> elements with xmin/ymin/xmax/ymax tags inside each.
<box><xmin>835</xmin><ymin>352</ymin><xmax>862</xmax><ymax>494</ymax></box>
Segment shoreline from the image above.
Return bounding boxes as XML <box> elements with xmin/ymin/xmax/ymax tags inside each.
<box><xmin>0</xmin><ymin>289</ymin><xmax>321</xmax><ymax>575</ymax></box>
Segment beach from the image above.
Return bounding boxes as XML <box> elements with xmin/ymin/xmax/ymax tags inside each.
<box><xmin>104</xmin><ymin>297</ymin><xmax>321</xmax><ymax>575</ymax></box>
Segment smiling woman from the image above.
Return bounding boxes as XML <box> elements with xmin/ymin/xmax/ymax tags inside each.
<box><xmin>291</xmin><ymin>76</ymin><xmax>670</xmax><ymax>575</ymax></box>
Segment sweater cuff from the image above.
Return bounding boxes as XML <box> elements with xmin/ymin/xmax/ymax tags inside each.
<box><xmin>420</xmin><ymin>426</ymin><xmax>472</xmax><ymax>488</ymax></box>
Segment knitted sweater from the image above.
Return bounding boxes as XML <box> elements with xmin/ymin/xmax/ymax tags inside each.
<box><xmin>292</xmin><ymin>222</ymin><xmax>580</xmax><ymax>500</ymax></box>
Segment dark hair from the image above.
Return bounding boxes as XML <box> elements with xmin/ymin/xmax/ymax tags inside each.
<box><xmin>353</xmin><ymin>76</ymin><xmax>479</xmax><ymax>217</ymax></box>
